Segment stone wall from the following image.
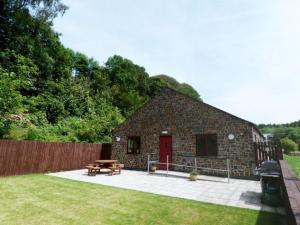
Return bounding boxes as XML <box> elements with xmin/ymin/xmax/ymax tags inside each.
<box><xmin>112</xmin><ymin>88</ymin><xmax>261</xmax><ymax>178</ymax></box>
<box><xmin>252</xmin><ymin>127</ymin><xmax>264</xmax><ymax>142</ymax></box>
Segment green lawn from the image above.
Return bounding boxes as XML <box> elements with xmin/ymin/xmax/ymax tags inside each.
<box><xmin>284</xmin><ymin>154</ymin><xmax>300</xmax><ymax>177</ymax></box>
<box><xmin>0</xmin><ymin>174</ymin><xmax>282</xmax><ymax>225</ymax></box>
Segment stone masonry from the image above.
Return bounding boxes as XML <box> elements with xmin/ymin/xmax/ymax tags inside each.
<box><xmin>111</xmin><ymin>88</ymin><xmax>264</xmax><ymax>178</ymax></box>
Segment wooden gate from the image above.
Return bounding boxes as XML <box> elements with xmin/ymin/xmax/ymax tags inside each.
<box><xmin>254</xmin><ymin>142</ymin><xmax>283</xmax><ymax>167</ymax></box>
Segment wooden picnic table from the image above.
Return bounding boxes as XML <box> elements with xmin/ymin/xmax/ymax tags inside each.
<box><xmin>94</xmin><ymin>160</ymin><xmax>118</xmax><ymax>164</ymax></box>
<box><xmin>93</xmin><ymin>160</ymin><xmax>124</xmax><ymax>175</ymax></box>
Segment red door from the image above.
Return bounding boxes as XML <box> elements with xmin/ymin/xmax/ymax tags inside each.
<box><xmin>159</xmin><ymin>136</ymin><xmax>172</xmax><ymax>170</ymax></box>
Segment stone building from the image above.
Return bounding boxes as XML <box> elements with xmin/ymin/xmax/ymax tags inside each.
<box><xmin>111</xmin><ymin>88</ymin><xmax>264</xmax><ymax>178</ymax></box>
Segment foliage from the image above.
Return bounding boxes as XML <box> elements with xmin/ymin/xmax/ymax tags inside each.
<box><xmin>26</xmin><ymin>103</ymin><xmax>123</xmax><ymax>143</ymax></box>
<box><xmin>0</xmin><ymin>0</ymin><xmax>201</xmax><ymax>143</ymax></box>
<box><xmin>190</xmin><ymin>170</ymin><xmax>198</xmax><ymax>176</ymax></box>
<box><xmin>259</xmin><ymin>120</ymin><xmax>300</xmax><ymax>144</ymax></box>
<box><xmin>280</xmin><ymin>137</ymin><xmax>298</xmax><ymax>154</ymax></box>
<box><xmin>104</xmin><ymin>55</ymin><xmax>167</xmax><ymax>116</ymax></box>
<box><xmin>155</xmin><ymin>74</ymin><xmax>180</xmax><ymax>88</ymax></box>
<box><xmin>0</xmin><ymin>68</ymin><xmax>23</xmax><ymax>137</ymax></box>
<box><xmin>0</xmin><ymin>0</ymin><xmax>71</xmax><ymax>83</ymax></box>
<box><xmin>178</xmin><ymin>83</ymin><xmax>200</xmax><ymax>100</ymax></box>
<box><xmin>154</xmin><ymin>74</ymin><xmax>202</xmax><ymax>100</ymax></box>
<box><xmin>0</xmin><ymin>174</ymin><xmax>283</xmax><ymax>225</ymax></box>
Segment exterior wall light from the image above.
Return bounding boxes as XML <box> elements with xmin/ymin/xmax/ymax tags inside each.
<box><xmin>116</xmin><ymin>137</ymin><xmax>121</xmax><ymax>142</ymax></box>
<box><xmin>162</xmin><ymin>130</ymin><xmax>168</xmax><ymax>134</ymax></box>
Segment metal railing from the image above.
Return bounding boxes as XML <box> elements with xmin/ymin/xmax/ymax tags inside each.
<box><xmin>147</xmin><ymin>153</ymin><xmax>231</xmax><ymax>183</ymax></box>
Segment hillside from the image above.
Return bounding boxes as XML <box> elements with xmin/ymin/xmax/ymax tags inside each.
<box><xmin>259</xmin><ymin>120</ymin><xmax>300</xmax><ymax>143</ymax></box>
<box><xmin>0</xmin><ymin>1</ymin><xmax>201</xmax><ymax>143</ymax></box>
<box><xmin>154</xmin><ymin>75</ymin><xmax>201</xmax><ymax>100</ymax></box>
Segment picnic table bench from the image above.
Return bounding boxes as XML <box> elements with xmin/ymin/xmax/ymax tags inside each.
<box><xmin>85</xmin><ymin>164</ymin><xmax>100</xmax><ymax>176</ymax></box>
<box><xmin>109</xmin><ymin>163</ymin><xmax>124</xmax><ymax>175</ymax></box>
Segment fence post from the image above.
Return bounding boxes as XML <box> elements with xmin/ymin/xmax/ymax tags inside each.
<box><xmin>227</xmin><ymin>158</ymin><xmax>230</xmax><ymax>183</ymax></box>
<box><xmin>147</xmin><ymin>153</ymin><xmax>150</xmax><ymax>174</ymax></box>
<box><xmin>166</xmin><ymin>154</ymin><xmax>169</xmax><ymax>177</ymax></box>
<box><xmin>194</xmin><ymin>157</ymin><xmax>197</xmax><ymax>172</ymax></box>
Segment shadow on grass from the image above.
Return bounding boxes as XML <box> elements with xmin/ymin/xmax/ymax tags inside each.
<box><xmin>255</xmin><ymin>209</ymin><xmax>286</xmax><ymax>225</ymax></box>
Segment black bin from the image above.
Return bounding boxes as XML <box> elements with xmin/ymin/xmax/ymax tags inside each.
<box><xmin>258</xmin><ymin>160</ymin><xmax>282</xmax><ymax>207</ymax></box>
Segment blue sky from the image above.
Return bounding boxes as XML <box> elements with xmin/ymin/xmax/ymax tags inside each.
<box><xmin>53</xmin><ymin>0</ymin><xmax>300</xmax><ymax>124</ymax></box>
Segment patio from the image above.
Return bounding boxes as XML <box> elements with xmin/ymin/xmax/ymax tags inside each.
<box><xmin>48</xmin><ymin>169</ymin><xmax>284</xmax><ymax>214</ymax></box>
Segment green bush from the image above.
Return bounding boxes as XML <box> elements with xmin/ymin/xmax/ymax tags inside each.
<box><xmin>0</xmin><ymin>119</ymin><xmax>11</xmax><ymax>138</ymax></box>
<box><xmin>7</xmin><ymin>128</ymin><xmax>28</xmax><ymax>140</ymax></box>
<box><xmin>190</xmin><ymin>170</ymin><xmax>198</xmax><ymax>176</ymax></box>
<box><xmin>280</xmin><ymin>137</ymin><xmax>298</xmax><ymax>154</ymax></box>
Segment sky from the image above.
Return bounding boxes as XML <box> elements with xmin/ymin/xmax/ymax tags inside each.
<box><xmin>53</xmin><ymin>0</ymin><xmax>300</xmax><ymax>124</ymax></box>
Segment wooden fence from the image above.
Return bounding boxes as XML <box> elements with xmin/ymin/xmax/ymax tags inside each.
<box><xmin>254</xmin><ymin>142</ymin><xmax>283</xmax><ymax>167</ymax></box>
<box><xmin>0</xmin><ymin>140</ymin><xmax>111</xmax><ymax>176</ymax></box>
<box><xmin>279</xmin><ymin>160</ymin><xmax>300</xmax><ymax>225</ymax></box>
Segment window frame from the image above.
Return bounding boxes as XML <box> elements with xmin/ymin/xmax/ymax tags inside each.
<box><xmin>196</xmin><ymin>133</ymin><xmax>218</xmax><ymax>157</ymax></box>
<box><xmin>127</xmin><ymin>136</ymin><xmax>141</xmax><ymax>154</ymax></box>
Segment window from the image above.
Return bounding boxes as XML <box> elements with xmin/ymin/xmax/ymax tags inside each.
<box><xmin>196</xmin><ymin>134</ymin><xmax>218</xmax><ymax>156</ymax></box>
<box><xmin>127</xmin><ymin>136</ymin><xmax>141</xmax><ymax>154</ymax></box>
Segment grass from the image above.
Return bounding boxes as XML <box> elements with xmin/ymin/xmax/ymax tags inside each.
<box><xmin>284</xmin><ymin>154</ymin><xmax>300</xmax><ymax>177</ymax></box>
<box><xmin>0</xmin><ymin>174</ymin><xmax>282</xmax><ymax>225</ymax></box>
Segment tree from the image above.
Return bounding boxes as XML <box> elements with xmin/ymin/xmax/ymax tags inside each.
<box><xmin>0</xmin><ymin>68</ymin><xmax>23</xmax><ymax>137</ymax></box>
<box><xmin>280</xmin><ymin>137</ymin><xmax>298</xmax><ymax>154</ymax></box>
<box><xmin>103</xmin><ymin>55</ymin><xmax>154</xmax><ymax>116</ymax></box>
<box><xmin>260</xmin><ymin>124</ymin><xmax>300</xmax><ymax>143</ymax></box>
<box><xmin>0</xmin><ymin>50</ymin><xmax>39</xmax><ymax>96</ymax></box>
<box><xmin>178</xmin><ymin>83</ymin><xmax>201</xmax><ymax>100</ymax></box>
<box><xmin>0</xmin><ymin>1</ymin><xmax>202</xmax><ymax>143</ymax></box>
<box><xmin>155</xmin><ymin>74</ymin><xmax>180</xmax><ymax>88</ymax></box>
<box><xmin>0</xmin><ymin>0</ymin><xmax>71</xmax><ymax>83</ymax></box>
<box><xmin>0</xmin><ymin>0</ymin><xmax>68</xmax><ymax>49</ymax></box>
<box><xmin>154</xmin><ymin>74</ymin><xmax>202</xmax><ymax>100</ymax></box>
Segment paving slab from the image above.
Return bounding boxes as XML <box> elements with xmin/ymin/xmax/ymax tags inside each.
<box><xmin>48</xmin><ymin>169</ymin><xmax>284</xmax><ymax>214</ymax></box>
